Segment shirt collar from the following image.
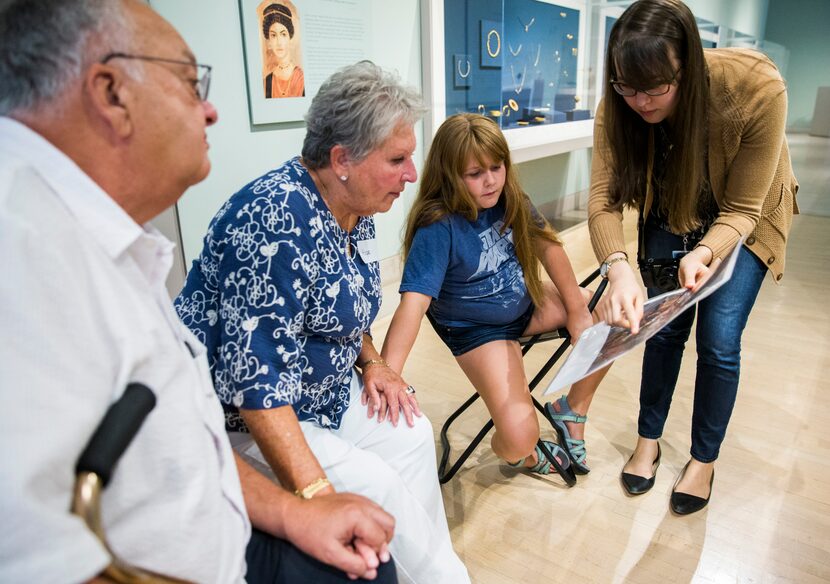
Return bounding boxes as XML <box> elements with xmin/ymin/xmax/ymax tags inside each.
<box><xmin>0</xmin><ymin>116</ymin><xmax>145</xmax><ymax>260</ymax></box>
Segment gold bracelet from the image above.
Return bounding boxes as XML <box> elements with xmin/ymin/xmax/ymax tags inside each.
<box><xmin>359</xmin><ymin>358</ymin><xmax>388</xmax><ymax>370</ymax></box>
<box><xmin>294</xmin><ymin>477</ymin><xmax>330</xmax><ymax>499</ymax></box>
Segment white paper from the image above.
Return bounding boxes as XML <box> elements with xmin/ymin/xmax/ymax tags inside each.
<box><xmin>543</xmin><ymin>238</ymin><xmax>745</xmax><ymax>395</ymax></box>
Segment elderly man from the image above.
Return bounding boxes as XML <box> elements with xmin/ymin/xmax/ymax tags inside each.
<box><xmin>0</xmin><ymin>1</ymin><xmax>396</xmax><ymax>583</ymax></box>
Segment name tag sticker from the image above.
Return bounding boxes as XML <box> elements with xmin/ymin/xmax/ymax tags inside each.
<box><xmin>357</xmin><ymin>238</ymin><xmax>380</xmax><ymax>263</ymax></box>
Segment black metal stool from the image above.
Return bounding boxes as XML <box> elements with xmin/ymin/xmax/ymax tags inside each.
<box><xmin>436</xmin><ymin>269</ymin><xmax>607</xmax><ymax>486</ymax></box>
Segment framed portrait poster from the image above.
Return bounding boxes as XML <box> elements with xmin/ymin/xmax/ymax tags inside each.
<box><xmin>239</xmin><ymin>0</ymin><xmax>369</xmax><ymax>125</ymax></box>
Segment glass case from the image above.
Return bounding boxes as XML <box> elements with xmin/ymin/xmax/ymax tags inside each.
<box><xmin>443</xmin><ymin>0</ymin><xmax>589</xmax><ymax>129</ymax></box>
<box><xmin>421</xmin><ymin>0</ymin><xmax>773</xmax><ymax>162</ymax></box>
<box><xmin>421</xmin><ymin>0</ymin><xmax>597</xmax><ymax>162</ymax></box>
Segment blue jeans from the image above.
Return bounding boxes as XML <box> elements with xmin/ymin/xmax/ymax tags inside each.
<box><xmin>638</xmin><ymin>222</ymin><xmax>767</xmax><ymax>462</ymax></box>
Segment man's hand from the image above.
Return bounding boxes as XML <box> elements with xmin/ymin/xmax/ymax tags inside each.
<box><xmin>283</xmin><ymin>493</ymin><xmax>395</xmax><ymax>581</ymax></box>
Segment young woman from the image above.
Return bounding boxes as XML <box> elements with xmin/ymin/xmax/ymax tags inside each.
<box><xmin>589</xmin><ymin>0</ymin><xmax>797</xmax><ymax>514</ymax></box>
<box><xmin>262</xmin><ymin>3</ymin><xmax>304</xmax><ymax>98</ymax></box>
<box><xmin>380</xmin><ymin>113</ymin><xmax>608</xmax><ymax>480</ymax></box>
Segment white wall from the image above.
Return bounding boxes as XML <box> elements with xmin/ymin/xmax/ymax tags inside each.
<box><xmin>150</xmin><ymin>0</ymin><xmax>423</xmax><ymax>266</ymax></box>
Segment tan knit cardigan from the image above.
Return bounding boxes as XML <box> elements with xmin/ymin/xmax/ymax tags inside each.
<box><xmin>588</xmin><ymin>48</ymin><xmax>799</xmax><ymax>282</ymax></box>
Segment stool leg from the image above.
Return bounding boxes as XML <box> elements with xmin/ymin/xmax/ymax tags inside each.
<box><xmin>537</xmin><ymin>439</ymin><xmax>577</xmax><ymax>487</ymax></box>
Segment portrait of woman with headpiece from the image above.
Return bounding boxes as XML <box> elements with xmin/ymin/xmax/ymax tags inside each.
<box><xmin>260</xmin><ymin>2</ymin><xmax>304</xmax><ymax>98</ymax></box>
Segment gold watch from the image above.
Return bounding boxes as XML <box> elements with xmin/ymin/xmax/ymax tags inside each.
<box><xmin>600</xmin><ymin>255</ymin><xmax>628</xmax><ymax>279</ymax></box>
<box><xmin>295</xmin><ymin>477</ymin><xmax>331</xmax><ymax>499</ymax></box>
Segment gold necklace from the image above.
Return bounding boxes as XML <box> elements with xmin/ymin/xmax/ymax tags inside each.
<box><xmin>274</xmin><ymin>69</ymin><xmax>292</xmax><ymax>96</ymax></box>
<box><xmin>309</xmin><ymin>168</ymin><xmax>353</xmax><ymax>258</ymax></box>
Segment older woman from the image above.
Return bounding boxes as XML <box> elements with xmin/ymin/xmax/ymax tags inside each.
<box><xmin>262</xmin><ymin>3</ymin><xmax>304</xmax><ymax>98</ymax></box>
<box><xmin>176</xmin><ymin>61</ymin><xmax>470</xmax><ymax>584</ymax></box>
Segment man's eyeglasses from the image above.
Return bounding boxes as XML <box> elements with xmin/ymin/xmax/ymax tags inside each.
<box><xmin>610</xmin><ymin>68</ymin><xmax>681</xmax><ymax>97</ymax></box>
<box><xmin>101</xmin><ymin>52</ymin><xmax>212</xmax><ymax>101</ymax></box>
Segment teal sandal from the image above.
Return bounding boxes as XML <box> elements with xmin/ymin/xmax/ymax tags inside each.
<box><xmin>508</xmin><ymin>439</ymin><xmax>576</xmax><ymax>486</ymax></box>
<box><xmin>545</xmin><ymin>396</ymin><xmax>591</xmax><ymax>475</ymax></box>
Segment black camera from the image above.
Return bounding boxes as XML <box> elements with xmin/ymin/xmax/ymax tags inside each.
<box><xmin>638</xmin><ymin>257</ymin><xmax>681</xmax><ymax>292</ymax></box>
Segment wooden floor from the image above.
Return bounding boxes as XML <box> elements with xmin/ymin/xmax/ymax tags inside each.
<box><xmin>371</xmin><ymin>134</ymin><xmax>830</xmax><ymax>583</ymax></box>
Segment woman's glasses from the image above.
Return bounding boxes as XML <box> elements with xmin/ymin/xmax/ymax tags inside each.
<box><xmin>610</xmin><ymin>67</ymin><xmax>681</xmax><ymax>97</ymax></box>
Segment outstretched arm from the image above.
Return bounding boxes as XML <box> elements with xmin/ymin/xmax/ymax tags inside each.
<box><xmin>586</xmin><ymin>103</ymin><xmax>645</xmax><ymax>333</ymax></box>
<box><xmin>536</xmin><ymin>239</ymin><xmax>593</xmax><ymax>343</ymax></box>
<box><xmin>381</xmin><ymin>292</ymin><xmax>432</xmax><ymax>373</ymax></box>
<box><xmin>358</xmin><ymin>292</ymin><xmax>428</xmax><ymax>427</ymax></box>
<box><xmin>234</xmin><ymin>452</ymin><xmax>394</xmax><ymax>580</ymax></box>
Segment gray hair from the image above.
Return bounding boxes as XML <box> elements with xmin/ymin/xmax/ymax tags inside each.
<box><xmin>0</xmin><ymin>0</ymin><xmax>134</xmax><ymax>115</ymax></box>
<box><xmin>302</xmin><ymin>61</ymin><xmax>425</xmax><ymax>168</ymax></box>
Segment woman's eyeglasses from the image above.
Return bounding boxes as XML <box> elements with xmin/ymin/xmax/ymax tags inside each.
<box><xmin>610</xmin><ymin>67</ymin><xmax>681</xmax><ymax>97</ymax></box>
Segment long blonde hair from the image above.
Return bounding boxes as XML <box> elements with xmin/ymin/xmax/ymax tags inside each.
<box><xmin>403</xmin><ymin>113</ymin><xmax>560</xmax><ymax>306</ymax></box>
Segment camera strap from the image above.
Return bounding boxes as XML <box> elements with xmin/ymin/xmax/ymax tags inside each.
<box><xmin>637</xmin><ymin>125</ymin><xmax>706</xmax><ymax>267</ymax></box>
<box><xmin>637</xmin><ymin>128</ymin><xmax>658</xmax><ymax>269</ymax></box>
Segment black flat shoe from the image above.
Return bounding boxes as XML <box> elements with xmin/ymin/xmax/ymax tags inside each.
<box><xmin>670</xmin><ymin>461</ymin><xmax>714</xmax><ymax>515</ymax></box>
<box><xmin>620</xmin><ymin>442</ymin><xmax>661</xmax><ymax>495</ymax></box>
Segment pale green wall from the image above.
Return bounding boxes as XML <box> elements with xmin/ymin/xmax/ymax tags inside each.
<box><xmin>764</xmin><ymin>0</ymin><xmax>830</xmax><ymax>131</ymax></box>
<box><xmin>155</xmin><ymin>0</ymin><xmax>780</xmax><ymax>265</ymax></box>
<box><xmin>151</xmin><ymin>0</ymin><xmax>423</xmax><ymax>265</ymax></box>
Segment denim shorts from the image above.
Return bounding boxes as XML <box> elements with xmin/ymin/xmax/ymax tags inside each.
<box><xmin>426</xmin><ymin>303</ymin><xmax>535</xmax><ymax>357</ymax></box>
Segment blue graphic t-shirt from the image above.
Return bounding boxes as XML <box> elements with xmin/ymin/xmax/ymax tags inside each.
<box><xmin>175</xmin><ymin>157</ymin><xmax>381</xmax><ymax>431</ymax></box>
<box><xmin>400</xmin><ymin>202</ymin><xmax>531</xmax><ymax>327</ymax></box>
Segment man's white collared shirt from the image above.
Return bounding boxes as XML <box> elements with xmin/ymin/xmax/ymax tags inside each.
<box><xmin>0</xmin><ymin>117</ymin><xmax>250</xmax><ymax>583</ymax></box>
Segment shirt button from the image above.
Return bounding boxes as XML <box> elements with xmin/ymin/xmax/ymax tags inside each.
<box><xmin>746</xmin><ymin>236</ymin><xmax>756</xmax><ymax>245</ymax></box>
<box><xmin>767</xmin><ymin>256</ymin><xmax>775</xmax><ymax>265</ymax></box>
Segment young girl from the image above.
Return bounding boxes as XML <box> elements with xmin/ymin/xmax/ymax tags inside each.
<box><xmin>590</xmin><ymin>0</ymin><xmax>797</xmax><ymax>514</ymax></box>
<box><xmin>380</xmin><ymin>113</ymin><xmax>608</xmax><ymax>479</ymax></box>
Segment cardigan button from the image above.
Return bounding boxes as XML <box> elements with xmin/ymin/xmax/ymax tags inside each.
<box><xmin>776</xmin><ymin>273</ymin><xmax>783</xmax><ymax>281</ymax></box>
<box><xmin>767</xmin><ymin>256</ymin><xmax>775</xmax><ymax>265</ymax></box>
<box><xmin>746</xmin><ymin>236</ymin><xmax>756</xmax><ymax>245</ymax></box>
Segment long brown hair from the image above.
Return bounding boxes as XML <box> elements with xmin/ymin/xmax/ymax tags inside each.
<box><xmin>403</xmin><ymin>113</ymin><xmax>560</xmax><ymax>306</ymax></box>
<box><xmin>603</xmin><ymin>0</ymin><xmax>709</xmax><ymax>233</ymax></box>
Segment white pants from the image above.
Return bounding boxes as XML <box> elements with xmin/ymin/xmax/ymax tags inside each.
<box><xmin>232</xmin><ymin>373</ymin><xmax>470</xmax><ymax>584</ymax></box>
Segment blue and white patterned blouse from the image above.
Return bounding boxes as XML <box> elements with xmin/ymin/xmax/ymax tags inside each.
<box><xmin>175</xmin><ymin>157</ymin><xmax>381</xmax><ymax>430</ymax></box>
